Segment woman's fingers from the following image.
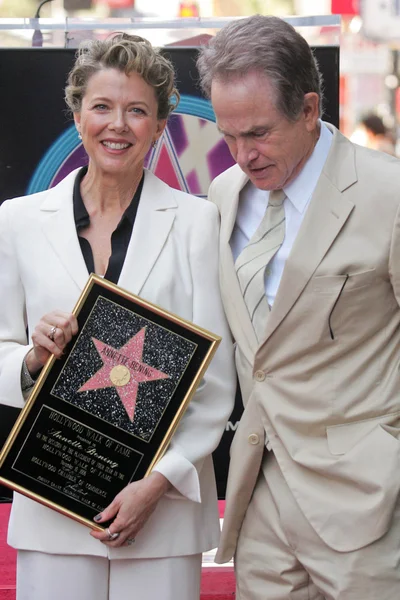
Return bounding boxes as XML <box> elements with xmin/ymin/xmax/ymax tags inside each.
<box><xmin>90</xmin><ymin>474</ymin><xmax>171</xmax><ymax>548</ymax></box>
<box><xmin>92</xmin><ymin>499</ymin><xmax>120</xmax><ymax>527</ymax></box>
<box><xmin>30</xmin><ymin>311</ymin><xmax>79</xmax><ymax>367</ymax></box>
<box><xmin>42</xmin><ymin>312</ymin><xmax>78</xmax><ymax>346</ymax></box>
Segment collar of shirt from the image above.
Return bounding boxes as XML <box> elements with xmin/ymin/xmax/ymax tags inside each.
<box><xmin>283</xmin><ymin>120</ymin><xmax>333</xmax><ymax>214</ymax></box>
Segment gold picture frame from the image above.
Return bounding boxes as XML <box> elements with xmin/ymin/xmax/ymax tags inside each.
<box><xmin>0</xmin><ymin>274</ymin><xmax>220</xmax><ymax>530</ymax></box>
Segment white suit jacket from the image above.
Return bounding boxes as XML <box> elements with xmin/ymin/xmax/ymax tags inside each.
<box><xmin>0</xmin><ymin>168</ymin><xmax>236</xmax><ymax>559</ymax></box>
<box><xmin>209</xmin><ymin>124</ymin><xmax>400</xmax><ymax>561</ymax></box>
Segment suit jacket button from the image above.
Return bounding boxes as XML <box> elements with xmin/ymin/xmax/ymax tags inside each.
<box><xmin>248</xmin><ymin>433</ymin><xmax>260</xmax><ymax>445</ymax></box>
<box><xmin>255</xmin><ymin>370</ymin><xmax>265</xmax><ymax>382</ymax></box>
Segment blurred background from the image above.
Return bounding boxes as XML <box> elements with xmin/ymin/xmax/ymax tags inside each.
<box><xmin>0</xmin><ymin>0</ymin><xmax>399</xmax><ymax>151</ymax></box>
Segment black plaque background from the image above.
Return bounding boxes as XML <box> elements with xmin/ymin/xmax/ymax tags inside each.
<box><xmin>0</xmin><ymin>277</ymin><xmax>217</xmax><ymax>525</ymax></box>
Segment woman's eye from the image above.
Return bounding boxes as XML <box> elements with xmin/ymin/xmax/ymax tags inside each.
<box><xmin>94</xmin><ymin>104</ymin><xmax>108</xmax><ymax>111</ymax></box>
<box><xmin>130</xmin><ymin>107</ymin><xmax>145</xmax><ymax>115</ymax></box>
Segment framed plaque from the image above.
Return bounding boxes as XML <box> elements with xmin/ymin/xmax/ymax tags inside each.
<box><xmin>0</xmin><ymin>274</ymin><xmax>220</xmax><ymax>530</ymax></box>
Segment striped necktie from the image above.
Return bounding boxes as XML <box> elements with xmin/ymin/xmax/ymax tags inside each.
<box><xmin>235</xmin><ymin>189</ymin><xmax>286</xmax><ymax>342</ymax></box>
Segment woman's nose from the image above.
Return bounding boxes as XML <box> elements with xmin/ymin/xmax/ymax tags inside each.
<box><xmin>109</xmin><ymin>109</ymin><xmax>127</xmax><ymax>132</ymax></box>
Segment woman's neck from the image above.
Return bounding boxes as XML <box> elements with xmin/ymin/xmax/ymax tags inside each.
<box><xmin>80</xmin><ymin>165</ymin><xmax>143</xmax><ymax>215</ymax></box>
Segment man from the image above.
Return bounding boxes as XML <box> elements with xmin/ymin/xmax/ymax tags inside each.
<box><xmin>197</xmin><ymin>14</ymin><xmax>400</xmax><ymax>600</ymax></box>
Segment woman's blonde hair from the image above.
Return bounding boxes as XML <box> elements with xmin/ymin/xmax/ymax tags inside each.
<box><xmin>65</xmin><ymin>33</ymin><xmax>180</xmax><ymax>119</ymax></box>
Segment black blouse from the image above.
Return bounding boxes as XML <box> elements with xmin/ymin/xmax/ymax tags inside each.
<box><xmin>73</xmin><ymin>167</ymin><xmax>144</xmax><ymax>284</ymax></box>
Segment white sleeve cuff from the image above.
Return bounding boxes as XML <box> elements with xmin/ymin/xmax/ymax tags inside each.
<box><xmin>152</xmin><ymin>449</ymin><xmax>201</xmax><ymax>503</ymax></box>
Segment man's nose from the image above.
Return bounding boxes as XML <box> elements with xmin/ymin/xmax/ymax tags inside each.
<box><xmin>236</xmin><ymin>139</ymin><xmax>258</xmax><ymax>167</ymax></box>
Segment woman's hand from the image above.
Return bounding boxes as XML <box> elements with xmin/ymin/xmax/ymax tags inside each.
<box><xmin>26</xmin><ymin>311</ymin><xmax>79</xmax><ymax>375</ymax></box>
<box><xmin>90</xmin><ymin>472</ymin><xmax>171</xmax><ymax>548</ymax></box>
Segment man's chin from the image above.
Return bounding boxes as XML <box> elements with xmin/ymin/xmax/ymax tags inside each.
<box><xmin>248</xmin><ymin>175</ymin><xmax>274</xmax><ymax>191</ymax></box>
<box><xmin>245</xmin><ymin>166</ymin><xmax>276</xmax><ymax>190</ymax></box>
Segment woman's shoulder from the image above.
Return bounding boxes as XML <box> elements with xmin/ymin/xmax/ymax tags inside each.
<box><xmin>2</xmin><ymin>188</ymin><xmax>48</xmax><ymax>211</ymax></box>
<box><xmin>173</xmin><ymin>188</ymin><xmax>218</xmax><ymax>216</ymax></box>
<box><xmin>143</xmin><ymin>169</ymin><xmax>218</xmax><ymax>218</ymax></box>
<box><xmin>1</xmin><ymin>169</ymin><xmax>79</xmax><ymax>215</ymax></box>
<box><xmin>171</xmin><ymin>189</ymin><xmax>219</xmax><ymax>229</ymax></box>
<box><xmin>0</xmin><ymin>190</ymin><xmax>50</xmax><ymax>229</ymax></box>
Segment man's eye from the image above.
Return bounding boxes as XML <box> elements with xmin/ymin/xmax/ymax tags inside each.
<box><xmin>253</xmin><ymin>130</ymin><xmax>267</xmax><ymax>138</ymax></box>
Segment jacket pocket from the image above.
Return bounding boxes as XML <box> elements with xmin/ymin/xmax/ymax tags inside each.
<box><xmin>326</xmin><ymin>411</ymin><xmax>400</xmax><ymax>455</ymax></box>
<box><xmin>312</xmin><ymin>268</ymin><xmax>376</xmax><ymax>294</ymax></box>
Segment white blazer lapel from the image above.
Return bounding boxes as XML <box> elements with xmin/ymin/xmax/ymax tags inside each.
<box><xmin>40</xmin><ymin>170</ymin><xmax>89</xmax><ymax>292</ymax></box>
<box><xmin>118</xmin><ymin>170</ymin><xmax>176</xmax><ymax>294</ymax></box>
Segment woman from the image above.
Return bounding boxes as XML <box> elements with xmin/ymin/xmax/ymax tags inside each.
<box><xmin>0</xmin><ymin>34</ymin><xmax>235</xmax><ymax>600</ymax></box>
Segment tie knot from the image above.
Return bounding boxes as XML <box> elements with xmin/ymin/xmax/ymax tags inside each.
<box><xmin>268</xmin><ymin>189</ymin><xmax>285</xmax><ymax>207</ymax></box>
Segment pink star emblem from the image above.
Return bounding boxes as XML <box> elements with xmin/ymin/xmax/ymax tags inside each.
<box><xmin>78</xmin><ymin>328</ymin><xmax>170</xmax><ymax>422</ymax></box>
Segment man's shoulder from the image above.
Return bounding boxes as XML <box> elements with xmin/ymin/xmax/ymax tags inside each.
<box><xmin>355</xmin><ymin>144</ymin><xmax>400</xmax><ymax>172</ymax></box>
<box><xmin>209</xmin><ymin>164</ymin><xmax>247</xmax><ymax>214</ymax></box>
<box><xmin>352</xmin><ymin>143</ymin><xmax>400</xmax><ymax>197</ymax></box>
<box><xmin>325</xmin><ymin>127</ymin><xmax>400</xmax><ymax>200</ymax></box>
<box><xmin>211</xmin><ymin>164</ymin><xmax>244</xmax><ymax>190</ymax></box>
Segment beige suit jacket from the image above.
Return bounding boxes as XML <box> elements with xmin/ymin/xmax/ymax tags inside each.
<box><xmin>0</xmin><ymin>168</ymin><xmax>236</xmax><ymax>558</ymax></box>
<box><xmin>209</xmin><ymin>124</ymin><xmax>400</xmax><ymax>561</ymax></box>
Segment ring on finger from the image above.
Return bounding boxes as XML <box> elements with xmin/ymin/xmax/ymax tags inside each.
<box><xmin>106</xmin><ymin>528</ymin><xmax>119</xmax><ymax>541</ymax></box>
<box><xmin>127</xmin><ymin>538</ymin><xmax>135</xmax><ymax>545</ymax></box>
<box><xmin>48</xmin><ymin>325</ymin><xmax>57</xmax><ymax>342</ymax></box>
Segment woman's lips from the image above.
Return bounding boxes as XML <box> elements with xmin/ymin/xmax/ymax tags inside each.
<box><xmin>101</xmin><ymin>141</ymin><xmax>132</xmax><ymax>150</ymax></box>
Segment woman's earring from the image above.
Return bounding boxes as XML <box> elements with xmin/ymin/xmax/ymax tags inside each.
<box><xmin>152</xmin><ymin>140</ymin><xmax>157</xmax><ymax>149</ymax></box>
<box><xmin>77</xmin><ymin>130</ymin><xmax>82</xmax><ymax>140</ymax></box>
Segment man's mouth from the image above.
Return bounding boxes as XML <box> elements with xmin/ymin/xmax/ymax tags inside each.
<box><xmin>248</xmin><ymin>165</ymin><xmax>270</xmax><ymax>174</ymax></box>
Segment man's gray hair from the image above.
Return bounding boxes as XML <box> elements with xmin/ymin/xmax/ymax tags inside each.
<box><xmin>197</xmin><ymin>15</ymin><xmax>323</xmax><ymax>121</ymax></box>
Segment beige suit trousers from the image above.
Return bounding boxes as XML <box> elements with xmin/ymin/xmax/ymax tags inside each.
<box><xmin>235</xmin><ymin>452</ymin><xmax>400</xmax><ymax>600</ymax></box>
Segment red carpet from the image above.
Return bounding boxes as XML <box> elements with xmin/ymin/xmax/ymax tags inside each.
<box><xmin>0</xmin><ymin>505</ymin><xmax>16</xmax><ymax>600</ymax></box>
<box><xmin>0</xmin><ymin>503</ymin><xmax>235</xmax><ymax>599</ymax></box>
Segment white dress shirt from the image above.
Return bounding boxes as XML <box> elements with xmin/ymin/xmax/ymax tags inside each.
<box><xmin>230</xmin><ymin>121</ymin><xmax>333</xmax><ymax>306</ymax></box>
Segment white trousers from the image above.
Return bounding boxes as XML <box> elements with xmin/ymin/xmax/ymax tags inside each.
<box><xmin>17</xmin><ymin>551</ymin><xmax>202</xmax><ymax>600</ymax></box>
<box><xmin>235</xmin><ymin>452</ymin><xmax>400</xmax><ymax>600</ymax></box>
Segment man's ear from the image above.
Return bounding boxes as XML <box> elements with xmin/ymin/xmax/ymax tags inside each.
<box><xmin>303</xmin><ymin>92</ymin><xmax>320</xmax><ymax>131</ymax></box>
